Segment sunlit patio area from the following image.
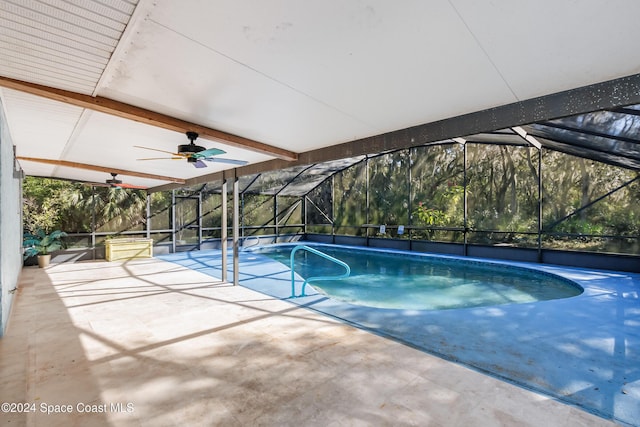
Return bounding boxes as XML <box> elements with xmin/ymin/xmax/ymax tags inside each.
<box><xmin>0</xmin><ymin>258</ymin><xmax>619</xmax><ymax>427</ymax></box>
<box><xmin>2</xmin><ymin>2</ymin><xmax>640</xmax><ymax>426</ymax></box>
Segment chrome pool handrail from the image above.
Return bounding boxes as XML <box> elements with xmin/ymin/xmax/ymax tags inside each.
<box><xmin>290</xmin><ymin>245</ymin><xmax>351</xmax><ymax>298</ymax></box>
<box><xmin>242</xmin><ymin>235</ymin><xmax>261</xmax><ymax>248</ymax></box>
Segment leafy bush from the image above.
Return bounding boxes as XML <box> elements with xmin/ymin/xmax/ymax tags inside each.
<box><xmin>23</xmin><ymin>229</ymin><xmax>67</xmax><ymax>259</ymax></box>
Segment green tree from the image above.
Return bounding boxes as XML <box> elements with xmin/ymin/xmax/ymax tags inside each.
<box><xmin>23</xmin><ymin>177</ymin><xmax>148</xmax><ymax>234</ymax></box>
<box><xmin>23</xmin><ymin>177</ymin><xmax>84</xmax><ymax>233</ymax></box>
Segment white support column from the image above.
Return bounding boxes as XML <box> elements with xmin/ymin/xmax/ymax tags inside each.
<box><xmin>232</xmin><ymin>169</ymin><xmax>240</xmax><ymax>286</ymax></box>
<box><xmin>145</xmin><ymin>192</ymin><xmax>151</xmax><ymax>239</ymax></box>
<box><xmin>221</xmin><ymin>172</ymin><xmax>228</xmax><ymax>283</ymax></box>
<box><xmin>171</xmin><ymin>190</ymin><xmax>176</xmax><ymax>254</ymax></box>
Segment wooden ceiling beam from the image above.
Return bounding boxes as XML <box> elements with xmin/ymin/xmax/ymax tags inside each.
<box><xmin>17</xmin><ymin>157</ymin><xmax>186</xmax><ymax>184</ymax></box>
<box><xmin>0</xmin><ymin>76</ymin><xmax>298</xmax><ymax>161</ymax></box>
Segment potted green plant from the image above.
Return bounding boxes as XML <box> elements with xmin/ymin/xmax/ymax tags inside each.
<box><xmin>23</xmin><ymin>229</ymin><xmax>67</xmax><ymax>268</ymax></box>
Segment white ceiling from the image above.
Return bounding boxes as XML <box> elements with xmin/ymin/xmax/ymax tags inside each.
<box><xmin>1</xmin><ymin>0</ymin><xmax>640</xmax><ymax>189</ymax></box>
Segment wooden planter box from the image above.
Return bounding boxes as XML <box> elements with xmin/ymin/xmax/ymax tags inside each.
<box><xmin>105</xmin><ymin>238</ymin><xmax>153</xmax><ymax>261</ymax></box>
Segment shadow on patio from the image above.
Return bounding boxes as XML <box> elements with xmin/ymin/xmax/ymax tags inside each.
<box><xmin>1</xmin><ymin>257</ymin><xmax>618</xmax><ymax>426</ymax></box>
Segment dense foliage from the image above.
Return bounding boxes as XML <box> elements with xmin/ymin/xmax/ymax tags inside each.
<box><xmin>310</xmin><ymin>144</ymin><xmax>639</xmax><ymax>254</ymax></box>
<box><xmin>23</xmin><ymin>177</ymin><xmax>148</xmax><ymax>234</ymax></box>
<box><xmin>22</xmin><ymin>142</ymin><xmax>640</xmax><ymax>255</ymax></box>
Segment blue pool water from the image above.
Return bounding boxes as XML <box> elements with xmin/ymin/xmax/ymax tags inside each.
<box><xmin>250</xmin><ymin>244</ymin><xmax>583</xmax><ymax>310</ymax></box>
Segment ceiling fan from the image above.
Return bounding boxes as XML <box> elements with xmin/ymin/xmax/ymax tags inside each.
<box><xmin>136</xmin><ymin>131</ymin><xmax>248</xmax><ymax>168</ymax></box>
<box><xmin>98</xmin><ymin>173</ymin><xmax>147</xmax><ymax>189</ymax></box>
<box><xmin>104</xmin><ymin>172</ymin><xmax>147</xmax><ymax>189</ymax></box>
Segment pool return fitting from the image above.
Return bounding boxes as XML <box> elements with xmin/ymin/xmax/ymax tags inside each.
<box><xmin>290</xmin><ymin>245</ymin><xmax>351</xmax><ymax>298</ymax></box>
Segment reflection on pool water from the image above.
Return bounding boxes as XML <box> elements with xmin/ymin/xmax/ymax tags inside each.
<box><xmin>250</xmin><ymin>244</ymin><xmax>583</xmax><ymax>310</ymax></box>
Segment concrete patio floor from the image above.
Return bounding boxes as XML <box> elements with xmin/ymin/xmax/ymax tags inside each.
<box><xmin>1</xmin><ymin>258</ymin><xmax>618</xmax><ymax>426</ymax></box>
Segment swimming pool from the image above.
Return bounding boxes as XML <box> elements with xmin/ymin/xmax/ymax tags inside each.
<box><xmin>159</xmin><ymin>245</ymin><xmax>640</xmax><ymax>425</ymax></box>
<box><xmin>249</xmin><ymin>244</ymin><xmax>583</xmax><ymax>310</ymax></box>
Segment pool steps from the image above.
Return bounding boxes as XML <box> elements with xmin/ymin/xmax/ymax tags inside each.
<box><xmin>290</xmin><ymin>245</ymin><xmax>351</xmax><ymax>298</ymax></box>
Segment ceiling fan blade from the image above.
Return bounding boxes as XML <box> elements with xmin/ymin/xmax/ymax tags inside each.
<box><xmin>86</xmin><ymin>182</ymin><xmax>110</xmax><ymax>187</ymax></box>
<box><xmin>137</xmin><ymin>157</ymin><xmax>184</xmax><ymax>161</ymax></box>
<box><xmin>116</xmin><ymin>183</ymin><xmax>148</xmax><ymax>189</ymax></box>
<box><xmin>192</xmin><ymin>160</ymin><xmax>208</xmax><ymax>168</ymax></box>
<box><xmin>82</xmin><ymin>181</ymin><xmax>147</xmax><ymax>190</ymax></box>
<box><xmin>193</xmin><ymin>148</ymin><xmax>226</xmax><ymax>158</ymax></box>
<box><xmin>134</xmin><ymin>145</ymin><xmax>184</xmax><ymax>156</ymax></box>
<box><xmin>203</xmin><ymin>158</ymin><xmax>249</xmax><ymax>166</ymax></box>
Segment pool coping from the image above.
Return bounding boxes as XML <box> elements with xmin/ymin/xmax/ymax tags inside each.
<box><xmin>159</xmin><ymin>244</ymin><xmax>640</xmax><ymax>427</ymax></box>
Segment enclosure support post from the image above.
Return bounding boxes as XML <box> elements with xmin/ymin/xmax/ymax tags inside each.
<box><xmin>171</xmin><ymin>190</ymin><xmax>176</xmax><ymax>254</ymax></box>
<box><xmin>274</xmin><ymin>194</ymin><xmax>278</xmax><ymax>238</ymax></box>
<box><xmin>365</xmin><ymin>155</ymin><xmax>370</xmax><ymax>245</ymax></box>
<box><xmin>233</xmin><ymin>169</ymin><xmax>240</xmax><ymax>286</ymax></box>
<box><xmin>463</xmin><ymin>142</ymin><xmax>468</xmax><ymax>256</ymax></box>
<box><xmin>537</xmin><ymin>149</ymin><xmax>543</xmax><ymax>262</ymax></box>
<box><xmin>303</xmin><ymin>196</ymin><xmax>307</xmax><ymax>236</ymax></box>
<box><xmin>408</xmin><ymin>149</ymin><xmax>413</xmax><ymax>250</ymax></box>
<box><xmin>197</xmin><ymin>190</ymin><xmax>203</xmax><ymax>250</ymax></box>
<box><xmin>91</xmin><ymin>185</ymin><xmax>96</xmax><ymax>259</ymax></box>
<box><xmin>145</xmin><ymin>193</ymin><xmax>151</xmax><ymax>239</ymax></box>
<box><xmin>331</xmin><ymin>174</ymin><xmax>335</xmax><ymax>244</ymax></box>
<box><xmin>241</xmin><ymin>193</ymin><xmax>245</xmax><ymax>241</ymax></box>
<box><xmin>221</xmin><ymin>172</ymin><xmax>228</xmax><ymax>283</ymax></box>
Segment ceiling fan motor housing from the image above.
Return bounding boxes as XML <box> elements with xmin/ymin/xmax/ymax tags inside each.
<box><xmin>178</xmin><ymin>143</ymin><xmax>205</xmax><ymax>154</ymax></box>
<box><xmin>179</xmin><ymin>131</ymin><xmax>204</xmax><ymax>154</ymax></box>
<box><xmin>106</xmin><ymin>173</ymin><xmax>122</xmax><ymax>185</ymax></box>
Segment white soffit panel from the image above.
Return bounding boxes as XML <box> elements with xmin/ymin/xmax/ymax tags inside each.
<box><xmin>451</xmin><ymin>0</ymin><xmax>640</xmax><ymax>101</ymax></box>
<box><xmin>150</xmin><ymin>0</ymin><xmax>516</xmax><ymax>132</ymax></box>
<box><xmin>63</xmin><ymin>111</ymin><xmax>274</xmax><ymax>179</ymax></box>
<box><xmin>18</xmin><ymin>162</ymin><xmax>56</xmax><ymax>178</ymax></box>
<box><xmin>100</xmin><ymin>0</ymin><xmax>517</xmax><ymax>152</ymax></box>
<box><xmin>98</xmin><ymin>18</ymin><xmax>377</xmax><ymax>151</ymax></box>
<box><xmin>0</xmin><ymin>0</ymin><xmax>138</xmax><ymax>94</ymax></box>
<box><xmin>2</xmin><ymin>89</ymin><xmax>83</xmax><ymax>160</ymax></box>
